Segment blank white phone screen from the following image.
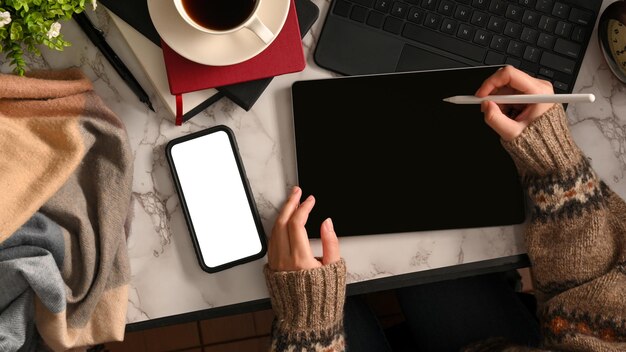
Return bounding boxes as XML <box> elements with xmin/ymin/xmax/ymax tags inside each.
<box><xmin>170</xmin><ymin>130</ymin><xmax>262</xmax><ymax>269</ymax></box>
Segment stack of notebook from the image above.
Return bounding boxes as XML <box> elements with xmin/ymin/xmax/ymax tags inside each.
<box><xmin>100</xmin><ymin>0</ymin><xmax>319</xmax><ymax>124</ymax></box>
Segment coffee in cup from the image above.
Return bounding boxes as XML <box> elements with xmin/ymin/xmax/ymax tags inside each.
<box><xmin>173</xmin><ymin>0</ymin><xmax>275</xmax><ymax>44</ymax></box>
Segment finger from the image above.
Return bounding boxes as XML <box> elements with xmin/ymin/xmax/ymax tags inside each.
<box><xmin>287</xmin><ymin>195</ymin><xmax>316</xmax><ymax>256</ymax></box>
<box><xmin>482</xmin><ymin>101</ymin><xmax>523</xmax><ymax>141</ymax></box>
<box><xmin>515</xmin><ymin>104</ymin><xmax>554</xmax><ymax>127</ymax></box>
<box><xmin>274</xmin><ymin>186</ymin><xmax>302</xmax><ymax>229</ymax></box>
<box><xmin>513</xmin><ymin>105</ymin><xmax>535</xmax><ymax>122</ymax></box>
<box><xmin>270</xmin><ymin>187</ymin><xmax>302</xmax><ymax>264</ymax></box>
<box><xmin>320</xmin><ymin>218</ymin><xmax>340</xmax><ymax>265</ymax></box>
<box><xmin>475</xmin><ymin>66</ymin><xmax>539</xmax><ymax>97</ymax></box>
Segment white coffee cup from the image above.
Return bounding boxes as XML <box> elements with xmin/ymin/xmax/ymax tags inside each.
<box><xmin>173</xmin><ymin>0</ymin><xmax>275</xmax><ymax>44</ymax></box>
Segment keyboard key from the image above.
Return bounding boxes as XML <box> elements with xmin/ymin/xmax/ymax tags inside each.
<box><xmin>408</xmin><ymin>7</ymin><xmax>424</xmax><ymax>24</ymax></box>
<box><xmin>485</xmin><ymin>51</ymin><xmax>505</xmax><ymax>64</ymax></box>
<box><xmin>421</xmin><ymin>0</ymin><xmax>438</xmax><ymax>11</ymax></box>
<box><xmin>571</xmin><ymin>26</ymin><xmax>585</xmax><ymax>43</ymax></box>
<box><xmin>553</xmin><ymin>81</ymin><xmax>568</xmax><ymax>91</ymax></box>
<box><xmin>474</xmin><ymin>29</ymin><xmax>493</xmax><ymax>45</ymax></box>
<box><xmin>351</xmin><ymin>0</ymin><xmax>375</xmax><ymax>7</ymax></box>
<box><xmin>537</xmin><ymin>33</ymin><xmax>556</xmax><ymax>49</ymax></box>
<box><xmin>350</xmin><ymin>5</ymin><xmax>369</xmax><ymax>22</ymax></box>
<box><xmin>555</xmin><ymin>21</ymin><xmax>572</xmax><ymax>37</ymax></box>
<box><xmin>375</xmin><ymin>0</ymin><xmax>392</xmax><ymax>13</ymax></box>
<box><xmin>569</xmin><ymin>8</ymin><xmax>593</xmax><ymax>26</ymax></box>
<box><xmin>553</xmin><ymin>71</ymin><xmax>572</xmax><ymax>84</ymax></box>
<box><xmin>367</xmin><ymin>10</ymin><xmax>386</xmax><ymax>27</ymax></box>
<box><xmin>534</xmin><ymin>0</ymin><xmax>552</xmax><ymax>13</ymax></box>
<box><xmin>455</xmin><ymin>5</ymin><xmax>473</xmax><ymax>21</ymax></box>
<box><xmin>551</xmin><ymin>2</ymin><xmax>569</xmax><ymax>19</ymax></box>
<box><xmin>457</xmin><ymin>0</ymin><xmax>471</xmax><ymax>4</ymax></box>
<box><xmin>391</xmin><ymin>1</ymin><xmax>409</xmax><ymax>17</ymax></box>
<box><xmin>520</xmin><ymin>27</ymin><xmax>539</xmax><ymax>43</ymax></box>
<box><xmin>538</xmin><ymin>15</ymin><xmax>557</xmax><ymax>32</ymax></box>
<box><xmin>424</xmin><ymin>13</ymin><xmax>443</xmax><ymax>29</ymax></box>
<box><xmin>438</xmin><ymin>0</ymin><xmax>455</xmax><ymax>16</ymax></box>
<box><xmin>554</xmin><ymin>38</ymin><xmax>580</xmax><ymax>58</ymax></box>
<box><xmin>488</xmin><ymin>16</ymin><xmax>506</xmax><ymax>33</ymax></box>
<box><xmin>406</xmin><ymin>0</ymin><xmax>420</xmax><ymax>4</ymax></box>
<box><xmin>457</xmin><ymin>23</ymin><xmax>475</xmax><ymax>40</ymax></box>
<box><xmin>554</xmin><ymin>72</ymin><xmax>574</xmax><ymax>84</ymax></box>
<box><xmin>539</xmin><ymin>67</ymin><xmax>555</xmax><ymax>78</ymax></box>
<box><xmin>505</xmin><ymin>5</ymin><xmax>523</xmax><ymax>22</ymax></box>
<box><xmin>402</xmin><ymin>23</ymin><xmax>487</xmax><ymax>62</ymax></box>
<box><xmin>522</xmin><ymin>10</ymin><xmax>540</xmax><ymax>27</ymax></box>
<box><xmin>505</xmin><ymin>57</ymin><xmax>522</xmax><ymax>67</ymax></box>
<box><xmin>489</xmin><ymin>0</ymin><xmax>507</xmax><ymax>16</ymax></box>
<box><xmin>521</xmin><ymin>61</ymin><xmax>539</xmax><ymax>75</ymax></box>
<box><xmin>384</xmin><ymin>15</ymin><xmax>404</xmax><ymax>33</ymax></box>
<box><xmin>504</xmin><ymin>21</ymin><xmax>522</xmax><ymax>38</ymax></box>
<box><xmin>471</xmin><ymin>11</ymin><xmax>489</xmax><ymax>27</ymax></box>
<box><xmin>540</xmin><ymin>51</ymin><xmax>575</xmax><ymax>74</ymax></box>
<box><xmin>507</xmin><ymin>40</ymin><xmax>525</xmax><ymax>56</ymax></box>
<box><xmin>518</xmin><ymin>0</ymin><xmax>536</xmax><ymax>8</ymax></box>
<box><xmin>472</xmin><ymin>0</ymin><xmax>490</xmax><ymax>10</ymax></box>
<box><xmin>523</xmin><ymin>46</ymin><xmax>541</xmax><ymax>62</ymax></box>
<box><xmin>334</xmin><ymin>0</ymin><xmax>352</xmax><ymax>17</ymax></box>
<box><xmin>490</xmin><ymin>35</ymin><xmax>509</xmax><ymax>51</ymax></box>
<box><xmin>441</xmin><ymin>18</ymin><xmax>458</xmax><ymax>34</ymax></box>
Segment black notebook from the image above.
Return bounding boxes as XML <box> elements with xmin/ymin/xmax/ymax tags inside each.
<box><xmin>292</xmin><ymin>65</ymin><xmax>526</xmax><ymax>238</ymax></box>
<box><xmin>100</xmin><ymin>0</ymin><xmax>319</xmax><ymax>114</ymax></box>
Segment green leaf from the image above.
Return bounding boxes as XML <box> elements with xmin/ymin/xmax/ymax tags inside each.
<box><xmin>9</xmin><ymin>21</ymin><xmax>22</xmax><ymax>41</ymax></box>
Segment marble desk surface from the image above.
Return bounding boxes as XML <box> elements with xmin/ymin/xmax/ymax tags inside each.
<box><xmin>11</xmin><ymin>0</ymin><xmax>625</xmax><ymax>327</ymax></box>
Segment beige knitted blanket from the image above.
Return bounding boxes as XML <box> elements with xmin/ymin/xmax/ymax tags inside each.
<box><xmin>0</xmin><ymin>69</ymin><xmax>133</xmax><ymax>350</ymax></box>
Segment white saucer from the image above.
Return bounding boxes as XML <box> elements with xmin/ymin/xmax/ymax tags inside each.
<box><xmin>147</xmin><ymin>0</ymin><xmax>290</xmax><ymax>66</ymax></box>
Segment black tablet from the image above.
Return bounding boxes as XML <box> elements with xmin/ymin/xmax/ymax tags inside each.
<box><xmin>291</xmin><ymin>65</ymin><xmax>525</xmax><ymax>238</ymax></box>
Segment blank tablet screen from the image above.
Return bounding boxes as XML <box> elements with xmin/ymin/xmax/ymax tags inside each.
<box><xmin>291</xmin><ymin>66</ymin><xmax>525</xmax><ymax>238</ymax></box>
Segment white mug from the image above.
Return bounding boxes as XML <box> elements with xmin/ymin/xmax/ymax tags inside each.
<box><xmin>173</xmin><ymin>0</ymin><xmax>275</xmax><ymax>44</ymax></box>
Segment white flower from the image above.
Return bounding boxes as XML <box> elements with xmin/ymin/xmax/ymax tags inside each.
<box><xmin>0</xmin><ymin>12</ymin><xmax>11</xmax><ymax>28</ymax></box>
<box><xmin>91</xmin><ymin>0</ymin><xmax>97</xmax><ymax>11</ymax></box>
<box><xmin>47</xmin><ymin>22</ymin><xmax>61</xmax><ymax>39</ymax></box>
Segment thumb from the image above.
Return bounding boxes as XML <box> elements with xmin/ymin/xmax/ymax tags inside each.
<box><xmin>481</xmin><ymin>101</ymin><xmax>522</xmax><ymax>141</ymax></box>
<box><xmin>320</xmin><ymin>218</ymin><xmax>340</xmax><ymax>265</ymax></box>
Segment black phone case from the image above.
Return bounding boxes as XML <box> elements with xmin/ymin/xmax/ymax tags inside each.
<box><xmin>165</xmin><ymin>125</ymin><xmax>267</xmax><ymax>273</ymax></box>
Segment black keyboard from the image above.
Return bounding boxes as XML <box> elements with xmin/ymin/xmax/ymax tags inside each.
<box><xmin>330</xmin><ymin>0</ymin><xmax>600</xmax><ymax>93</ymax></box>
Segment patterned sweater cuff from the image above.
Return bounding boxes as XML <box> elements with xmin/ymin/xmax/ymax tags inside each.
<box><xmin>501</xmin><ymin>104</ymin><xmax>584</xmax><ymax>178</ymax></box>
<box><xmin>264</xmin><ymin>259</ymin><xmax>346</xmax><ymax>331</ymax></box>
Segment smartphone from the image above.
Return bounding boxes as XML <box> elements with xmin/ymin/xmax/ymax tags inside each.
<box><xmin>166</xmin><ymin>125</ymin><xmax>266</xmax><ymax>273</ymax></box>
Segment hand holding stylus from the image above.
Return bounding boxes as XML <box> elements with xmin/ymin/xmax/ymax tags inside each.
<box><xmin>473</xmin><ymin>66</ymin><xmax>558</xmax><ymax>141</ymax></box>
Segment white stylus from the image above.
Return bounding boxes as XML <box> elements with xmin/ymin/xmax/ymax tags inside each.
<box><xmin>442</xmin><ymin>93</ymin><xmax>596</xmax><ymax>104</ymax></box>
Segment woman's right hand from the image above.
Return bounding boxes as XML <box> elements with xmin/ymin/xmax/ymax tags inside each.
<box><xmin>475</xmin><ymin>65</ymin><xmax>555</xmax><ymax>141</ymax></box>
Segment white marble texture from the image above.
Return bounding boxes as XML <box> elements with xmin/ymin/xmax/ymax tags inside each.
<box><xmin>10</xmin><ymin>0</ymin><xmax>624</xmax><ymax>324</ymax></box>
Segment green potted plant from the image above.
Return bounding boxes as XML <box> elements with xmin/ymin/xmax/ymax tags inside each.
<box><xmin>0</xmin><ymin>0</ymin><xmax>97</xmax><ymax>75</ymax></box>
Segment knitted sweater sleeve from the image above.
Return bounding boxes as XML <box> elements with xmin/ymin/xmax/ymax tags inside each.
<box><xmin>501</xmin><ymin>104</ymin><xmax>626</xmax><ymax>350</ymax></box>
<box><xmin>264</xmin><ymin>259</ymin><xmax>347</xmax><ymax>352</ymax></box>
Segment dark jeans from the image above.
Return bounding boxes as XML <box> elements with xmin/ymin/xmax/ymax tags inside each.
<box><xmin>344</xmin><ymin>272</ymin><xmax>541</xmax><ymax>352</ymax></box>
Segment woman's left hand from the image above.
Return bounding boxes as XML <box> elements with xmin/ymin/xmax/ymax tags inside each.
<box><xmin>267</xmin><ymin>186</ymin><xmax>340</xmax><ymax>272</ymax></box>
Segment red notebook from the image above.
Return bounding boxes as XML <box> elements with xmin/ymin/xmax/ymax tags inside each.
<box><xmin>161</xmin><ymin>0</ymin><xmax>305</xmax><ymax>125</ymax></box>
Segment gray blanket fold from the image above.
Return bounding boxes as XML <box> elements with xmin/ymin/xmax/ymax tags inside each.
<box><xmin>0</xmin><ymin>213</ymin><xmax>65</xmax><ymax>352</ymax></box>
